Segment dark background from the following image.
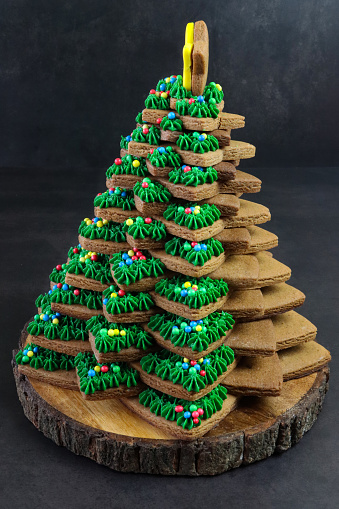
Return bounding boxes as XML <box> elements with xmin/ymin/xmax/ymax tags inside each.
<box><xmin>1</xmin><ymin>2</ymin><xmax>339</xmax><ymax>509</ymax></box>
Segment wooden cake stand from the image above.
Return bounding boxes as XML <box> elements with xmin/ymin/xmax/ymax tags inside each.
<box><xmin>12</xmin><ymin>329</ymin><xmax>329</xmax><ymax>476</ymax></box>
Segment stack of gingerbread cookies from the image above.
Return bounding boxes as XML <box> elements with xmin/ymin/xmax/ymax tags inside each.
<box><xmin>15</xmin><ymin>20</ymin><xmax>331</xmax><ymax>441</ymax></box>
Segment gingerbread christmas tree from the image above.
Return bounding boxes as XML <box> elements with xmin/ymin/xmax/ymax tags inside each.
<box><xmin>13</xmin><ymin>21</ymin><xmax>331</xmax><ymax>471</ymax></box>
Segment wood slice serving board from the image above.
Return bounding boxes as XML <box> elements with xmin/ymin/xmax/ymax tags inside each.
<box><xmin>12</xmin><ymin>333</ymin><xmax>329</xmax><ymax>476</ymax></box>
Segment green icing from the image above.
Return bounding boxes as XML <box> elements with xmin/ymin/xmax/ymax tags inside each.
<box><xmin>160</xmin><ymin>114</ymin><xmax>183</xmax><ymax>132</ymax></box>
<box><xmin>156</xmin><ymin>75</ymin><xmax>180</xmax><ymax>93</ymax></box>
<box><xmin>175</xmin><ymin>98</ymin><xmax>219</xmax><ymax>118</ymax></box>
<box><xmin>120</xmin><ymin>135</ymin><xmax>130</xmax><ymax>150</ymax></box>
<box><xmin>94</xmin><ymin>188</ymin><xmax>135</xmax><ymax>211</ymax></box>
<box><xmin>27</xmin><ymin>311</ymin><xmax>88</xmax><ymax>342</ymax></box>
<box><xmin>147</xmin><ymin>146</ymin><xmax>182</xmax><ymax>168</ymax></box>
<box><xmin>75</xmin><ymin>352</ymin><xmax>139</xmax><ymax>394</ymax></box>
<box><xmin>140</xmin><ymin>344</ymin><xmax>234</xmax><ymax>392</ymax></box>
<box><xmin>123</xmin><ymin>216</ymin><xmax>167</xmax><ymax>241</ymax></box>
<box><xmin>49</xmin><ymin>264</ymin><xmax>67</xmax><ymax>284</ymax></box>
<box><xmin>110</xmin><ymin>250</ymin><xmax>166</xmax><ymax>285</ymax></box>
<box><xmin>168</xmin><ymin>165</ymin><xmax>218</xmax><ymax>187</ymax></box>
<box><xmin>155</xmin><ymin>275</ymin><xmax>229</xmax><ymax>309</ymax></box>
<box><xmin>163</xmin><ymin>202</ymin><xmax>220</xmax><ymax>230</ymax></box>
<box><xmin>106</xmin><ymin>155</ymin><xmax>149</xmax><ymax>178</ymax></box>
<box><xmin>164</xmin><ymin>237</ymin><xmax>224</xmax><ymax>266</ymax></box>
<box><xmin>176</xmin><ymin>132</ymin><xmax>219</xmax><ymax>153</ymax></box>
<box><xmin>38</xmin><ymin>281</ymin><xmax>102</xmax><ymax>310</ymax></box>
<box><xmin>66</xmin><ymin>246</ymin><xmax>112</xmax><ymax>285</ymax></box>
<box><xmin>203</xmin><ymin>82</ymin><xmax>224</xmax><ymax>104</ymax></box>
<box><xmin>133</xmin><ymin>178</ymin><xmax>172</xmax><ymax>203</ymax></box>
<box><xmin>144</xmin><ymin>93</ymin><xmax>170</xmax><ymax>110</ymax></box>
<box><xmin>148</xmin><ymin>311</ymin><xmax>234</xmax><ymax>352</ymax></box>
<box><xmin>78</xmin><ymin>218</ymin><xmax>126</xmax><ymax>242</ymax></box>
<box><xmin>139</xmin><ymin>385</ymin><xmax>228</xmax><ymax>429</ymax></box>
<box><xmin>135</xmin><ymin>111</ymin><xmax>147</xmax><ymax>124</ymax></box>
<box><xmin>16</xmin><ymin>343</ymin><xmax>75</xmax><ymax>371</ymax></box>
<box><xmin>86</xmin><ymin>317</ymin><xmax>154</xmax><ymax>353</ymax></box>
<box><xmin>169</xmin><ymin>75</ymin><xmax>190</xmax><ymax>99</ymax></box>
<box><xmin>131</xmin><ymin>125</ymin><xmax>161</xmax><ymax>145</ymax></box>
<box><xmin>103</xmin><ymin>285</ymin><xmax>155</xmax><ymax>315</ymax></box>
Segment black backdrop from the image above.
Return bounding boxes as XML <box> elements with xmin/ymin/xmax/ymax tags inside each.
<box><xmin>1</xmin><ymin>0</ymin><xmax>339</xmax><ymax>170</ymax></box>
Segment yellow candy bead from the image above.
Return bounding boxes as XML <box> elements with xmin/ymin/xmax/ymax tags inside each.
<box><xmin>84</xmin><ymin>217</ymin><xmax>90</xmax><ymax>222</ymax></box>
<box><xmin>92</xmin><ymin>252</ymin><xmax>97</xmax><ymax>255</ymax></box>
<box><xmin>80</xmin><ymin>257</ymin><xmax>85</xmax><ymax>262</ymax></box>
<box><xmin>52</xmin><ymin>318</ymin><xmax>59</xmax><ymax>325</ymax></box>
<box><xmin>192</xmin><ymin>285</ymin><xmax>198</xmax><ymax>290</ymax></box>
<box><xmin>216</xmin><ymin>84</ymin><xmax>222</xmax><ymax>91</ymax></box>
<box><xmin>126</xmin><ymin>219</ymin><xmax>134</xmax><ymax>226</ymax></box>
<box><xmin>196</xmin><ymin>325</ymin><xmax>202</xmax><ymax>332</ymax></box>
<box><xmin>132</xmin><ymin>160</ymin><xmax>140</xmax><ymax>168</ymax></box>
<box><xmin>128</xmin><ymin>250</ymin><xmax>134</xmax><ymax>257</ymax></box>
<box><xmin>113</xmin><ymin>329</ymin><xmax>120</xmax><ymax>336</ymax></box>
<box><xmin>183</xmin><ymin>358</ymin><xmax>189</xmax><ymax>363</ymax></box>
<box><xmin>107</xmin><ymin>329</ymin><xmax>114</xmax><ymax>337</ymax></box>
<box><xmin>120</xmin><ymin>330</ymin><xmax>126</xmax><ymax>336</ymax></box>
<box><xmin>155</xmin><ymin>91</ymin><xmax>161</xmax><ymax>97</ymax></box>
<box><xmin>86</xmin><ymin>220</ymin><xmax>92</xmax><ymax>226</ymax></box>
<box><xmin>27</xmin><ymin>351</ymin><xmax>34</xmax><ymax>357</ymax></box>
<box><xmin>85</xmin><ymin>254</ymin><xmax>90</xmax><ymax>260</ymax></box>
<box><xmin>199</xmin><ymin>358</ymin><xmax>204</xmax><ymax>363</ymax></box>
<box><xmin>97</xmin><ymin>221</ymin><xmax>103</xmax><ymax>227</ymax></box>
<box><xmin>193</xmin><ymin>209</ymin><xmax>200</xmax><ymax>215</ymax></box>
<box><xmin>40</xmin><ymin>314</ymin><xmax>44</xmax><ymax>320</ymax></box>
<box><xmin>184</xmin><ymin>282</ymin><xmax>191</xmax><ymax>288</ymax></box>
<box><xmin>111</xmin><ymin>292</ymin><xmax>117</xmax><ymax>298</ymax></box>
<box><xmin>103</xmin><ymin>219</ymin><xmax>108</xmax><ymax>225</ymax></box>
<box><xmin>165</xmin><ymin>77</ymin><xmax>170</xmax><ymax>83</ymax></box>
<box><xmin>94</xmin><ymin>365</ymin><xmax>101</xmax><ymax>373</ymax></box>
<box><xmin>160</xmin><ymin>92</ymin><xmax>168</xmax><ymax>99</ymax></box>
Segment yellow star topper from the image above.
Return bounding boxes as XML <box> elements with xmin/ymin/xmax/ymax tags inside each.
<box><xmin>182</xmin><ymin>22</ymin><xmax>194</xmax><ymax>91</ymax></box>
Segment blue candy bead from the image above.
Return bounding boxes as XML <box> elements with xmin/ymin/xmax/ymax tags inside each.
<box><xmin>201</xmin><ymin>244</ymin><xmax>207</xmax><ymax>251</ymax></box>
<box><xmin>62</xmin><ymin>284</ymin><xmax>68</xmax><ymax>290</ymax></box>
<box><xmin>184</xmin><ymin>411</ymin><xmax>191</xmax><ymax>419</ymax></box>
<box><xmin>194</xmin><ymin>364</ymin><xmax>201</xmax><ymax>371</ymax></box>
<box><xmin>33</xmin><ymin>347</ymin><xmax>39</xmax><ymax>353</ymax></box>
<box><xmin>160</xmin><ymin>83</ymin><xmax>166</xmax><ymax>91</ymax></box>
<box><xmin>182</xmin><ymin>164</ymin><xmax>186</xmax><ymax>170</ymax></box>
<box><xmin>121</xmin><ymin>191</ymin><xmax>127</xmax><ymax>197</ymax></box>
<box><xmin>126</xmin><ymin>258</ymin><xmax>133</xmax><ymax>266</ymax></box>
<box><xmin>198</xmin><ymin>166</ymin><xmax>204</xmax><ymax>171</ymax></box>
<box><xmin>48</xmin><ymin>290</ymin><xmax>52</xmax><ymax>295</ymax></box>
<box><xmin>43</xmin><ymin>314</ymin><xmax>49</xmax><ymax>321</ymax></box>
<box><xmin>158</xmin><ymin>147</ymin><xmax>166</xmax><ymax>154</ymax></box>
<box><xmin>88</xmin><ymin>369</ymin><xmax>96</xmax><ymax>377</ymax></box>
<box><xmin>172</xmin><ymin>325</ymin><xmax>179</xmax><ymax>330</ymax></box>
<box><xmin>168</xmin><ymin>112</ymin><xmax>175</xmax><ymax>119</ymax></box>
<box><xmin>198</xmin><ymin>134</ymin><xmax>205</xmax><ymax>141</ymax></box>
<box><xmin>109</xmin><ymin>190</ymin><xmax>114</xmax><ymax>195</ymax></box>
<box><xmin>203</xmin><ymin>358</ymin><xmax>211</xmax><ymax>365</ymax></box>
<box><xmin>184</xmin><ymin>326</ymin><xmax>192</xmax><ymax>333</ymax></box>
<box><xmin>78</xmin><ymin>244</ymin><xmax>81</xmax><ymax>248</ymax></box>
<box><xmin>194</xmin><ymin>244</ymin><xmax>201</xmax><ymax>251</ymax></box>
<box><xmin>56</xmin><ymin>313</ymin><xmax>61</xmax><ymax>317</ymax></box>
<box><xmin>197</xmin><ymin>95</ymin><xmax>204</xmax><ymax>103</ymax></box>
<box><xmin>53</xmin><ymin>285</ymin><xmax>57</xmax><ymax>290</ymax></box>
<box><xmin>23</xmin><ymin>350</ymin><xmax>28</xmax><ymax>355</ymax></box>
<box><xmin>170</xmin><ymin>77</ymin><xmax>176</xmax><ymax>83</ymax></box>
<box><xmin>103</xmin><ymin>298</ymin><xmax>108</xmax><ymax>305</ymax></box>
<box><xmin>182</xmin><ymin>362</ymin><xmax>189</xmax><ymax>369</ymax></box>
<box><xmin>180</xmin><ymin>289</ymin><xmax>188</xmax><ymax>297</ymax></box>
<box><xmin>190</xmin><ymin>206</ymin><xmax>195</xmax><ymax>212</ymax></box>
<box><xmin>51</xmin><ymin>315</ymin><xmax>56</xmax><ymax>320</ymax></box>
<box><xmin>190</xmin><ymin>321</ymin><xmax>197</xmax><ymax>327</ymax></box>
<box><xmin>118</xmin><ymin>261</ymin><xmax>125</xmax><ymax>267</ymax></box>
<box><xmin>122</xmin><ymin>253</ymin><xmax>129</xmax><ymax>260</ymax></box>
<box><xmin>93</xmin><ymin>217</ymin><xmax>99</xmax><ymax>223</ymax></box>
<box><xmin>197</xmin><ymin>319</ymin><xmax>203</xmax><ymax>325</ymax></box>
<box><xmin>126</xmin><ymin>135</ymin><xmax>132</xmax><ymax>142</ymax></box>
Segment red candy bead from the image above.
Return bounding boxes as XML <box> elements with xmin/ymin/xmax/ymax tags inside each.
<box><xmin>184</xmin><ymin>165</ymin><xmax>191</xmax><ymax>172</ymax></box>
<box><xmin>114</xmin><ymin>158</ymin><xmax>122</xmax><ymax>165</ymax></box>
<box><xmin>56</xmin><ymin>264</ymin><xmax>62</xmax><ymax>271</ymax></box>
<box><xmin>192</xmin><ymin>411</ymin><xmax>199</xmax><ymax>419</ymax></box>
<box><xmin>97</xmin><ymin>193</ymin><xmax>102</xmax><ymax>196</ymax></box>
<box><xmin>91</xmin><ymin>255</ymin><xmax>98</xmax><ymax>261</ymax></box>
<box><xmin>73</xmin><ymin>289</ymin><xmax>80</xmax><ymax>296</ymax></box>
<box><xmin>73</xmin><ymin>248</ymin><xmax>79</xmax><ymax>254</ymax></box>
<box><xmin>175</xmin><ymin>405</ymin><xmax>184</xmax><ymax>413</ymax></box>
<box><xmin>145</xmin><ymin>217</ymin><xmax>152</xmax><ymax>224</ymax></box>
<box><xmin>101</xmin><ymin>365</ymin><xmax>109</xmax><ymax>373</ymax></box>
<box><xmin>191</xmin><ymin>242</ymin><xmax>197</xmax><ymax>247</ymax></box>
<box><xmin>185</xmin><ymin>207</ymin><xmax>192</xmax><ymax>214</ymax></box>
<box><xmin>131</xmin><ymin>255</ymin><xmax>138</xmax><ymax>260</ymax></box>
<box><xmin>139</xmin><ymin>255</ymin><xmax>146</xmax><ymax>260</ymax></box>
<box><xmin>198</xmin><ymin>408</ymin><xmax>204</xmax><ymax>415</ymax></box>
<box><xmin>109</xmin><ymin>187</ymin><xmax>115</xmax><ymax>192</ymax></box>
<box><xmin>143</xmin><ymin>128</ymin><xmax>149</xmax><ymax>134</ymax></box>
<box><xmin>136</xmin><ymin>251</ymin><xmax>142</xmax><ymax>257</ymax></box>
<box><xmin>156</xmin><ymin>118</ymin><xmax>162</xmax><ymax>124</ymax></box>
<box><xmin>189</xmin><ymin>98</ymin><xmax>195</xmax><ymax>104</ymax></box>
<box><xmin>150</xmin><ymin>148</ymin><xmax>154</xmax><ymax>154</ymax></box>
<box><xmin>118</xmin><ymin>289</ymin><xmax>125</xmax><ymax>296</ymax></box>
<box><xmin>133</xmin><ymin>247</ymin><xmax>138</xmax><ymax>252</ymax></box>
<box><xmin>57</xmin><ymin>283</ymin><xmax>62</xmax><ymax>289</ymax></box>
<box><xmin>190</xmin><ymin>360</ymin><xmax>197</xmax><ymax>366</ymax></box>
<box><xmin>141</xmin><ymin>182</ymin><xmax>149</xmax><ymax>188</ymax></box>
<box><xmin>193</xmin><ymin>418</ymin><xmax>199</xmax><ymax>424</ymax></box>
<box><xmin>166</xmin><ymin>90</ymin><xmax>170</xmax><ymax>95</ymax></box>
<box><xmin>200</xmin><ymin>370</ymin><xmax>206</xmax><ymax>376</ymax></box>
<box><xmin>150</xmin><ymin>89</ymin><xmax>156</xmax><ymax>94</ymax></box>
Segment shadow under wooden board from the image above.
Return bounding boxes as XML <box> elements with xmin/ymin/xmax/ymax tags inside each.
<box><xmin>12</xmin><ymin>349</ymin><xmax>329</xmax><ymax>475</ymax></box>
